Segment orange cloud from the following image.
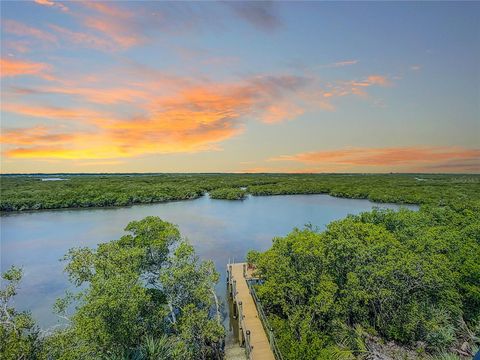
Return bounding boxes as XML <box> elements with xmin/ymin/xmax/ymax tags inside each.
<box><xmin>1</xmin><ymin>74</ymin><xmax>307</xmax><ymax>159</ymax></box>
<box><xmin>270</xmin><ymin>146</ymin><xmax>480</xmax><ymax>172</ymax></box>
<box><xmin>0</xmin><ymin>58</ymin><xmax>51</xmax><ymax>78</ymax></box>
<box><xmin>3</xmin><ymin>19</ymin><xmax>57</xmax><ymax>43</ymax></box>
<box><xmin>3</xmin><ymin>121</ymin><xmax>243</xmax><ymax>160</ymax></box>
<box><xmin>1</xmin><ymin>62</ymin><xmax>396</xmax><ymax>161</ymax></box>
<box><xmin>35</xmin><ymin>83</ymin><xmax>149</xmax><ymax>104</ymax></box>
<box><xmin>348</xmin><ymin>75</ymin><xmax>391</xmax><ymax>89</ymax></box>
<box><xmin>2</xmin><ymin>102</ymin><xmax>107</xmax><ymax>123</ymax></box>
<box><xmin>0</xmin><ymin>126</ymin><xmax>75</xmax><ymax>145</ymax></box>
<box><xmin>240</xmin><ymin>165</ymin><xmax>346</xmax><ymax>174</ymax></box>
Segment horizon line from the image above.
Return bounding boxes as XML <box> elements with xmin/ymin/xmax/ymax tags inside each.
<box><xmin>1</xmin><ymin>172</ymin><xmax>479</xmax><ymax>176</ymax></box>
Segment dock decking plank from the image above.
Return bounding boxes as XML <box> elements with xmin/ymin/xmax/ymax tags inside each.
<box><xmin>229</xmin><ymin>263</ymin><xmax>275</xmax><ymax>360</ymax></box>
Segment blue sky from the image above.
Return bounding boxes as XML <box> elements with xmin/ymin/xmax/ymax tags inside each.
<box><xmin>1</xmin><ymin>1</ymin><xmax>479</xmax><ymax>173</ymax></box>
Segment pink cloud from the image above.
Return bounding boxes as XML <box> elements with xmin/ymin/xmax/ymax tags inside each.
<box><xmin>34</xmin><ymin>0</ymin><xmax>68</xmax><ymax>12</ymax></box>
<box><xmin>3</xmin><ymin>19</ymin><xmax>57</xmax><ymax>43</ymax></box>
<box><xmin>261</xmin><ymin>102</ymin><xmax>305</xmax><ymax>124</ymax></box>
<box><xmin>48</xmin><ymin>24</ymin><xmax>114</xmax><ymax>51</ymax></box>
<box><xmin>83</xmin><ymin>17</ymin><xmax>141</xmax><ymax>49</ymax></box>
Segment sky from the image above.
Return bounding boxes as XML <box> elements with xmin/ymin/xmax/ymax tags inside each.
<box><xmin>1</xmin><ymin>1</ymin><xmax>479</xmax><ymax>174</ymax></box>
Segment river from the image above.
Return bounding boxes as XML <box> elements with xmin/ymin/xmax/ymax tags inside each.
<box><xmin>1</xmin><ymin>194</ymin><xmax>416</xmax><ymax>329</ymax></box>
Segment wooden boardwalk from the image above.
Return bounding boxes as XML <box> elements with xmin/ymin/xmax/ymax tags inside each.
<box><xmin>227</xmin><ymin>263</ymin><xmax>275</xmax><ymax>360</ymax></box>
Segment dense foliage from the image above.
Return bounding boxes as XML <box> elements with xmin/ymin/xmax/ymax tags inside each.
<box><xmin>0</xmin><ymin>217</ymin><xmax>224</xmax><ymax>360</ymax></box>
<box><xmin>0</xmin><ymin>267</ymin><xmax>41</xmax><ymax>359</ymax></box>
<box><xmin>247</xmin><ymin>205</ymin><xmax>480</xmax><ymax>359</ymax></box>
<box><xmin>209</xmin><ymin>187</ymin><xmax>247</xmax><ymax>200</ymax></box>
<box><xmin>1</xmin><ymin>173</ymin><xmax>479</xmax><ymax>212</ymax></box>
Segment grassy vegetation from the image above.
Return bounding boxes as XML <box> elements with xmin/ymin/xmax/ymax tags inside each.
<box><xmin>1</xmin><ymin>173</ymin><xmax>479</xmax><ymax>212</ymax></box>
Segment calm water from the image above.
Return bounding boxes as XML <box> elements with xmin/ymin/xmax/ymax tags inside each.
<box><xmin>1</xmin><ymin>194</ymin><xmax>416</xmax><ymax>328</ymax></box>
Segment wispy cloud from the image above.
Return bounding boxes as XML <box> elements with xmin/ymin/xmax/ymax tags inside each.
<box><xmin>261</xmin><ymin>102</ymin><xmax>305</xmax><ymax>124</ymax></box>
<box><xmin>2</xmin><ymin>59</ymin><xmax>396</xmax><ymax>161</ymax></box>
<box><xmin>365</xmin><ymin>75</ymin><xmax>390</xmax><ymax>86</ymax></box>
<box><xmin>333</xmin><ymin>59</ymin><xmax>358</xmax><ymax>67</ymax></box>
<box><xmin>34</xmin><ymin>0</ymin><xmax>69</xmax><ymax>12</ymax></box>
<box><xmin>0</xmin><ymin>58</ymin><xmax>52</xmax><ymax>79</ymax></box>
<box><xmin>2</xmin><ymin>40</ymin><xmax>31</xmax><ymax>54</ymax></box>
<box><xmin>82</xmin><ymin>17</ymin><xmax>142</xmax><ymax>50</ymax></box>
<box><xmin>47</xmin><ymin>24</ymin><xmax>114</xmax><ymax>51</ymax></box>
<box><xmin>320</xmin><ymin>59</ymin><xmax>359</xmax><ymax>68</ymax></box>
<box><xmin>7</xmin><ymin>2</ymin><xmax>141</xmax><ymax>52</ymax></box>
<box><xmin>64</xmin><ymin>1</ymin><xmax>143</xmax><ymax>51</ymax></box>
<box><xmin>0</xmin><ymin>126</ymin><xmax>74</xmax><ymax>146</ymax></box>
<box><xmin>351</xmin><ymin>75</ymin><xmax>391</xmax><ymax>88</ymax></box>
<box><xmin>2</xmin><ymin>102</ymin><xmax>107</xmax><ymax>122</ymax></box>
<box><xmin>2</xmin><ymin>73</ymin><xmax>311</xmax><ymax>159</ymax></box>
<box><xmin>269</xmin><ymin>146</ymin><xmax>480</xmax><ymax>172</ymax></box>
<box><xmin>29</xmin><ymin>82</ymin><xmax>150</xmax><ymax>104</ymax></box>
<box><xmin>3</xmin><ymin>19</ymin><xmax>57</xmax><ymax>43</ymax></box>
<box><xmin>75</xmin><ymin>160</ymin><xmax>124</xmax><ymax>167</ymax></box>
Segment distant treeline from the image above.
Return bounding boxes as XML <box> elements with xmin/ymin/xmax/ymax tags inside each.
<box><xmin>1</xmin><ymin>173</ymin><xmax>479</xmax><ymax>212</ymax></box>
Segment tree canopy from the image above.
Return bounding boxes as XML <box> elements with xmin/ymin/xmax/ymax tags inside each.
<box><xmin>247</xmin><ymin>205</ymin><xmax>480</xmax><ymax>359</ymax></box>
<box><xmin>1</xmin><ymin>216</ymin><xmax>224</xmax><ymax>360</ymax></box>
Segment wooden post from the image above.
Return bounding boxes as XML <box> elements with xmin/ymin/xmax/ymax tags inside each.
<box><xmin>243</xmin><ymin>263</ymin><xmax>246</xmax><ymax>278</ymax></box>
<box><xmin>238</xmin><ymin>301</ymin><xmax>244</xmax><ymax>345</ymax></box>
<box><xmin>269</xmin><ymin>328</ymin><xmax>274</xmax><ymax>350</ymax></box>
<box><xmin>239</xmin><ymin>301</ymin><xmax>243</xmax><ymax>320</ymax></box>
<box><xmin>246</xmin><ymin>330</ymin><xmax>251</xmax><ymax>358</ymax></box>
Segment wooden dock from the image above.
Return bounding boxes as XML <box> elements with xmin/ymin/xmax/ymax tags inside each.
<box><xmin>227</xmin><ymin>262</ymin><xmax>276</xmax><ymax>360</ymax></box>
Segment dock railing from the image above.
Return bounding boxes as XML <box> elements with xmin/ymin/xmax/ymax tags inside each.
<box><xmin>246</xmin><ymin>279</ymin><xmax>285</xmax><ymax>360</ymax></box>
<box><xmin>237</xmin><ymin>298</ymin><xmax>253</xmax><ymax>358</ymax></box>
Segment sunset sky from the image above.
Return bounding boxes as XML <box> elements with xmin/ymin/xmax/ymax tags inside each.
<box><xmin>1</xmin><ymin>1</ymin><xmax>479</xmax><ymax>173</ymax></box>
